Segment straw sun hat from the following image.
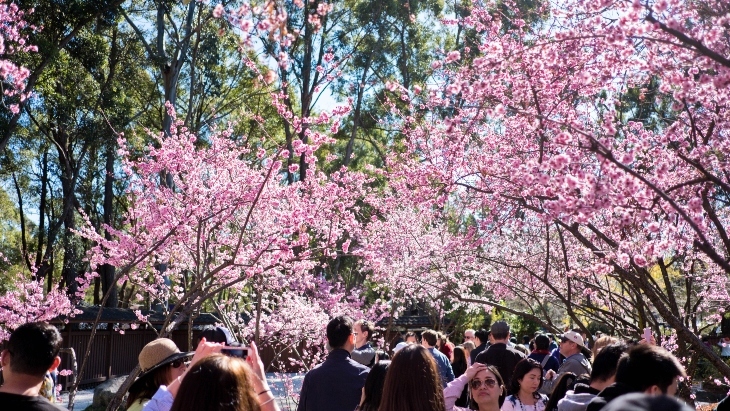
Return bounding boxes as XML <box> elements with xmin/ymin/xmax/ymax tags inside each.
<box><xmin>136</xmin><ymin>338</ymin><xmax>193</xmax><ymax>380</ymax></box>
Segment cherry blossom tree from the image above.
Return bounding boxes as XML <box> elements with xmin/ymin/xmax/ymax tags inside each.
<box><xmin>75</xmin><ymin>102</ymin><xmax>381</xmax><ymax>409</ymax></box>
<box><xmin>0</xmin><ymin>0</ymin><xmax>35</xmax><ymax>115</ymax></box>
<box><xmin>372</xmin><ymin>0</ymin><xmax>730</xmax><ymax>379</ymax></box>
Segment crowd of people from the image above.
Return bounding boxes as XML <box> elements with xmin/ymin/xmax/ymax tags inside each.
<box><xmin>0</xmin><ymin>319</ymin><xmax>718</xmax><ymax>411</ymax></box>
<box><xmin>298</xmin><ymin>317</ymin><xmax>698</xmax><ymax>411</ymax></box>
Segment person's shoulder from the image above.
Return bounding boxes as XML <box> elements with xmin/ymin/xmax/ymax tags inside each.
<box><xmin>347</xmin><ymin>357</ymin><xmax>371</xmax><ymax>372</ymax></box>
<box><xmin>508</xmin><ymin>346</ymin><xmax>526</xmax><ymax>357</ymax></box>
<box><xmin>0</xmin><ymin>392</ymin><xmax>65</xmax><ymax>411</ymax></box>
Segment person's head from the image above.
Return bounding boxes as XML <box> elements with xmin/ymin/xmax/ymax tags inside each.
<box><xmin>197</xmin><ymin>326</ymin><xmax>235</xmax><ymax>345</ymax></box>
<box><xmin>392</xmin><ymin>342</ymin><xmax>408</xmax><ymax>355</ymax></box>
<box><xmin>464</xmin><ymin>329</ymin><xmax>476</xmax><ymax>343</ymax></box>
<box><xmin>1</xmin><ymin>322</ymin><xmax>62</xmax><ymax>380</ymax></box>
<box><xmin>378</xmin><ymin>344</ymin><xmax>445</xmax><ymax>411</ymax></box>
<box><xmin>474</xmin><ymin>329</ymin><xmax>489</xmax><ymax>346</ymax></box>
<box><xmin>592</xmin><ymin>335</ymin><xmax>619</xmax><ymax>356</ymax></box>
<box><xmin>358</xmin><ymin>360</ymin><xmax>390</xmax><ymax>411</ymax></box>
<box><xmin>534</xmin><ymin>334</ymin><xmax>551</xmax><ymax>351</ymax></box>
<box><xmin>326</xmin><ymin>315</ymin><xmax>355</xmax><ymax>351</ymax></box>
<box><xmin>375</xmin><ymin>349</ymin><xmax>390</xmax><ymax>362</ymax></box>
<box><xmin>421</xmin><ymin>329</ymin><xmax>438</xmax><ymax>349</ymax></box>
<box><xmin>490</xmin><ymin>321</ymin><xmax>510</xmax><ymax>342</ymax></box>
<box><xmin>615</xmin><ymin>344</ymin><xmax>686</xmax><ymax>396</ymax></box>
<box><xmin>128</xmin><ymin>338</ymin><xmax>192</xmax><ymax>407</ymax></box>
<box><xmin>559</xmin><ymin>330</ymin><xmax>592</xmax><ymax>359</ymax></box>
<box><xmin>452</xmin><ymin>346</ymin><xmax>467</xmax><ymax>366</ymax></box>
<box><xmin>514</xmin><ymin>344</ymin><xmax>529</xmax><ymax>355</ymax></box>
<box><xmin>438</xmin><ymin>332</ymin><xmax>449</xmax><ymax>346</ymax></box>
<box><xmin>354</xmin><ymin>320</ymin><xmax>374</xmax><ymax>348</ymax></box>
<box><xmin>510</xmin><ymin>358</ymin><xmax>543</xmax><ymax>398</ymax></box>
<box><xmin>469</xmin><ymin>365</ymin><xmax>507</xmax><ymax>409</ymax></box>
<box><xmin>404</xmin><ymin>331</ymin><xmax>418</xmax><ymax>344</ymax></box>
<box><xmin>590</xmin><ymin>342</ymin><xmax>629</xmax><ymax>386</ymax></box>
<box><xmin>169</xmin><ymin>355</ymin><xmax>258</xmax><ymax>411</ymax></box>
<box><xmin>462</xmin><ymin>341</ymin><xmax>476</xmax><ymax>354</ymax></box>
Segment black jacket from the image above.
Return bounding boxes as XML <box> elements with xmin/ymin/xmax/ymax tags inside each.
<box><xmin>474</xmin><ymin>342</ymin><xmax>526</xmax><ymax>395</ymax></box>
<box><xmin>585</xmin><ymin>382</ymin><xmax>636</xmax><ymax>411</ymax></box>
<box><xmin>296</xmin><ymin>348</ymin><xmax>370</xmax><ymax>411</ymax></box>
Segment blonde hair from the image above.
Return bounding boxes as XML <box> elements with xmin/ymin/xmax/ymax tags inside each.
<box><xmin>592</xmin><ymin>336</ymin><xmax>619</xmax><ymax>356</ymax></box>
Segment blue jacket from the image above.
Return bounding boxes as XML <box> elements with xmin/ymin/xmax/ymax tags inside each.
<box><xmin>427</xmin><ymin>347</ymin><xmax>455</xmax><ymax>387</ymax></box>
<box><xmin>297</xmin><ymin>348</ymin><xmax>369</xmax><ymax>411</ymax></box>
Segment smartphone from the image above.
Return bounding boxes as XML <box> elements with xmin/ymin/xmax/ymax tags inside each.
<box><xmin>220</xmin><ymin>343</ymin><xmax>249</xmax><ymax>359</ymax></box>
<box><xmin>642</xmin><ymin>327</ymin><xmax>652</xmax><ymax>342</ymax></box>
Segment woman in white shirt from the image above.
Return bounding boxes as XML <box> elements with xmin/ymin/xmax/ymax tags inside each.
<box><xmin>502</xmin><ymin>358</ymin><xmax>549</xmax><ymax>411</ymax></box>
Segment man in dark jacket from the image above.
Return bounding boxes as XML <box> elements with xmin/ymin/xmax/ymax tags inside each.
<box><xmin>585</xmin><ymin>344</ymin><xmax>685</xmax><ymax>411</ymax></box>
<box><xmin>475</xmin><ymin>321</ymin><xmax>526</xmax><ymax>394</ymax></box>
<box><xmin>297</xmin><ymin>316</ymin><xmax>370</xmax><ymax>411</ymax></box>
<box><xmin>470</xmin><ymin>328</ymin><xmax>490</xmax><ymax>364</ymax></box>
<box><xmin>528</xmin><ymin>334</ymin><xmax>560</xmax><ymax>374</ymax></box>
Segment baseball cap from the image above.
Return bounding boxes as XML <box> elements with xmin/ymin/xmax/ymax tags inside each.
<box><xmin>393</xmin><ymin>342</ymin><xmax>408</xmax><ymax>354</ymax></box>
<box><xmin>560</xmin><ymin>330</ymin><xmax>585</xmax><ymax>347</ymax></box>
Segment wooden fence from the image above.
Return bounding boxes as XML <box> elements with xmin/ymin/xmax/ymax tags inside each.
<box><xmin>57</xmin><ymin>327</ymin><xmax>199</xmax><ymax>389</ymax></box>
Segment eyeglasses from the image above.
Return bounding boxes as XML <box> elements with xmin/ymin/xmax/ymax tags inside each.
<box><xmin>464</xmin><ymin>336</ymin><xmax>474</xmax><ymax>340</ymax></box>
<box><xmin>470</xmin><ymin>378</ymin><xmax>498</xmax><ymax>389</ymax></box>
<box><xmin>170</xmin><ymin>359</ymin><xmax>186</xmax><ymax>369</ymax></box>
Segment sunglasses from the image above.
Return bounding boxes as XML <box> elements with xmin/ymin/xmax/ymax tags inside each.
<box><xmin>170</xmin><ymin>359</ymin><xmax>187</xmax><ymax>369</ymax></box>
<box><xmin>470</xmin><ymin>378</ymin><xmax>498</xmax><ymax>389</ymax></box>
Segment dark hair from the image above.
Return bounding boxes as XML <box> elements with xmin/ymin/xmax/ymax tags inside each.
<box><xmin>404</xmin><ymin>331</ymin><xmax>418</xmax><ymax>342</ymax></box>
<box><xmin>359</xmin><ymin>360</ymin><xmax>390</xmax><ymax>411</ymax></box>
<box><xmin>357</xmin><ymin>320</ymin><xmax>375</xmax><ymax>340</ymax></box>
<box><xmin>544</xmin><ymin>372</ymin><xmax>577</xmax><ymax>411</ymax></box>
<box><xmin>474</xmin><ymin>329</ymin><xmax>489</xmax><ymax>344</ymax></box>
<box><xmin>421</xmin><ymin>329</ymin><xmax>438</xmax><ymax>347</ymax></box>
<box><xmin>170</xmin><ymin>355</ymin><xmax>259</xmax><ymax>411</ymax></box>
<box><xmin>509</xmin><ymin>358</ymin><xmax>543</xmax><ymax>397</ymax></box>
<box><xmin>127</xmin><ymin>367</ymin><xmax>172</xmax><ymax>408</ymax></box>
<box><xmin>468</xmin><ymin>365</ymin><xmax>507</xmax><ymax>409</ymax></box>
<box><xmin>379</xmin><ymin>344</ymin><xmax>445</xmax><ymax>411</ymax></box>
<box><xmin>591</xmin><ymin>342</ymin><xmax>629</xmax><ymax>382</ymax></box>
<box><xmin>451</xmin><ymin>346</ymin><xmax>468</xmax><ymax>377</ymax></box>
<box><xmin>6</xmin><ymin>322</ymin><xmax>62</xmax><ymax>377</ymax></box>
<box><xmin>376</xmin><ymin>350</ymin><xmax>390</xmax><ymax>362</ymax></box>
<box><xmin>327</xmin><ymin>316</ymin><xmax>353</xmax><ymax>349</ymax></box>
<box><xmin>615</xmin><ymin>344</ymin><xmax>685</xmax><ymax>393</ymax></box>
<box><xmin>197</xmin><ymin>326</ymin><xmax>234</xmax><ymax>345</ymax></box>
<box><xmin>535</xmin><ymin>334</ymin><xmax>550</xmax><ymax>351</ymax></box>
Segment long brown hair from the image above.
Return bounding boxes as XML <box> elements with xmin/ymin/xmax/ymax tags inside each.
<box><xmin>126</xmin><ymin>366</ymin><xmax>172</xmax><ymax>408</ymax></box>
<box><xmin>170</xmin><ymin>355</ymin><xmax>260</xmax><ymax>411</ymax></box>
<box><xmin>378</xmin><ymin>344</ymin><xmax>445</xmax><ymax>411</ymax></box>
